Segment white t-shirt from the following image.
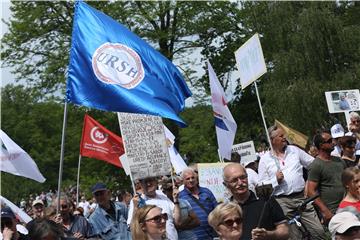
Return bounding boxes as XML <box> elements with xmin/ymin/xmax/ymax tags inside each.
<box><xmin>127</xmin><ymin>191</ymin><xmax>178</xmax><ymax>240</ymax></box>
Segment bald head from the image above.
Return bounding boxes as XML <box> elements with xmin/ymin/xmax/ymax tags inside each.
<box><xmin>223</xmin><ymin>163</ymin><xmax>246</xmax><ymax>181</ymax></box>
<box><xmin>223</xmin><ymin>163</ymin><xmax>249</xmax><ymax>200</ymax></box>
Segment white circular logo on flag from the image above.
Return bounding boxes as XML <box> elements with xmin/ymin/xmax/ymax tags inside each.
<box><xmin>92</xmin><ymin>43</ymin><xmax>144</xmax><ymax>89</ymax></box>
<box><xmin>90</xmin><ymin>127</ymin><xmax>108</xmax><ymax>144</ymax></box>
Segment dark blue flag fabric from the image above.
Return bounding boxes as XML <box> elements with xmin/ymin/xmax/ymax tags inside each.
<box><xmin>66</xmin><ymin>2</ymin><xmax>191</xmax><ymax>126</ymax></box>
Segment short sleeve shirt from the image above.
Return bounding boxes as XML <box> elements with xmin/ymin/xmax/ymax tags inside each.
<box><xmin>308</xmin><ymin>157</ymin><xmax>346</xmax><ymax>213</ymax></box>
<box><xmin>235</xmin><ymin>191</ymin><xmax>287</xmax><ymax>240</ymax></box>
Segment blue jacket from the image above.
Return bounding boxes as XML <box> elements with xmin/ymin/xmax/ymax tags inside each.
<box><xmin>89</xmin><ymin>201</ymin><xmax>131</xmax><ymax>240</ymax></box>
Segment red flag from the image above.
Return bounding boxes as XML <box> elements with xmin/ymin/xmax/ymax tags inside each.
<box><xmin>80</xmin><ymin>114</ymin><xmax>124</xmax><ymax>167</ymax></box>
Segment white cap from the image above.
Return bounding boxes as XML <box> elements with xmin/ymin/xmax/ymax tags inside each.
<box><xmin>331</xmin><ymin>124</ymin><xmax>345</xmax><ymax>139</ymax></box>
<box><xmin>328</xmin><ymin>211</ymin><xmax>360</xmax><ymax>237</ymax></box>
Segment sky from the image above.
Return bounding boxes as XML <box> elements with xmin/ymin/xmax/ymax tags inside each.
<box><xmin>1</xmin><ymin>1</ymin><xmax>16</xmax><ymax>87</ymax></box>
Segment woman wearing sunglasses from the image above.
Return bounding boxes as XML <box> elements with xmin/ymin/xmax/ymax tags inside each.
<box><xmin>208</xmin><ymin>202</ymin><xmax>243</xmax><ymax>240</ymax></box>
<box><xmin>131</xmin><ymin>205</ymin><xmax>168</xmax><ymax>240</ymax></box>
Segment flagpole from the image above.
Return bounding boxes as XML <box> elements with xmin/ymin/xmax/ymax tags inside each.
<box><xmin>57</xmin><ymin>101</ymin><xmax>68</xmax><ymax>213</ymax></box>
<box><xmin>76</xmin><ymin>154</ymin><xmax>82</xmax><ymax>207</ymax></box>
<box><xmin>254</xmin><ymin>81</ymin><xmax>273</xmax><ymax>152</ymax></box>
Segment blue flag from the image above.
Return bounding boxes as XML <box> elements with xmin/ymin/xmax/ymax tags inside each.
<box><xmin>66</xmin><ymin>2</ymin><xmax>191</xmax><ymax>126</ymax></box>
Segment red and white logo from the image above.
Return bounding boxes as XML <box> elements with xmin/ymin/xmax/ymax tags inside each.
<box><xmin>90</xmin><ymin>127</ymin><xmax>108</xmax><ymax>144</ymax></box>
<box><xmin>92</xmin><ymin>43</ymin><xmax>144</xmax><ymax>89</ymax></box>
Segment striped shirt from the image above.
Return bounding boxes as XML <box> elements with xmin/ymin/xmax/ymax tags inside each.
<box><xmin>179</xmin><ymin>186</ymin><xmax>218</xmax><ymax>240</ymax></box>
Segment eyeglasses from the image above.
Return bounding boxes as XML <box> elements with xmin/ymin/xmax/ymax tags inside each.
<box><xmin>144</xmin><ymin>213</ymin><xmax>168</xmax><ymax>224</ymax></box>
<box><xmin>225</xmin><ymin>174</ymin><xmax>248</xmax><ymax>185</ymax></box>
<box><xmin>219</xmin><ymin>217</ymin><xmax>243</xmax><ymax>227</ymax></box>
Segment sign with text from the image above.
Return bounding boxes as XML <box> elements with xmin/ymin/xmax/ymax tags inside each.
<box><xmin>117</xmin><ymin>113</ymin><xmax>171</xmax><ymax>180</ymax></box>
<box><xmin>235</xmin><ymin>33</ymin><xmax>267</xmax><ymax>89</ymax></box>
<box><xmin>325</xmin><ymin>89</ymin><xmax>360</xmax><ymax>113</ymax></box>
<box><xmin>198</xmin><ymin>163</ymin><xmax>231</xmax><ymax>202</ymax></box>
<box><xmin>232</xmin><ymin>141</ymin><xmax>257</xmax><ymax>167</ymax></box>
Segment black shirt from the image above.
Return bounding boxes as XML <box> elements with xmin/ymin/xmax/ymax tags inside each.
<box><xmin>234</xmin><ymin>191</ymin><xmax>286</xmax><ymax>240</ymax></box>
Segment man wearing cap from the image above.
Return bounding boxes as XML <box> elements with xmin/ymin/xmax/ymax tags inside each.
<box><xmin>88</xmin><ymin>182</ymin><xmax>131</xmax><ymax>240</ymax></box>
<box><xmin>330</xmin><ymin>124</ymin><xmax>345</xmax><ymax>157</ymax></box>
<box><xmin>31</xmin><ymin>199</ymin><xmax>44</xmax><ymax>219</ymax></box>
<box><xmin>1</xmin><ymin>206</ymin><xmax>29</xmax><ymax>240</ymax></box>
<box><xmin>258</xmin><ymin>125</ymin><xmax>326</xmax><ymax>239</ymax></box>
<box><xmin>328</xmin><ymin>211</ymin><xmax>360</xmax><ymax>240</ymax></box>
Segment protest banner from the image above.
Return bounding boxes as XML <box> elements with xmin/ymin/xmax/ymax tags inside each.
<box><xmin>231</xmin><ymin>141</ymin><xmax>257</xmax><ymax>167</ymax></box>
<box><xmin>118</xmin><ymin>113</ymin><xmax>171</xmax><ymax>180</ymax></box>
<box><xmin>325</xmin><ymin>89</ymin><xmax>360</xmax><ymax>113</ymax></box>
<box><xmin>234</xmin><ymin>33</ymin><xmax>272</xmax><ymax>151</ymax></box>
<box><xmin>234</xmin><ymin>33</ymin><xmax>267</xmax><ymax>89</ymax></box>
<box><xmin>198</xmin><ymin>163</ymin><xmax>231</xmax><ymax>202</ymax></box>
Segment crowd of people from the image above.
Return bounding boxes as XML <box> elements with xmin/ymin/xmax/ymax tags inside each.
<box><xmin>1</xmin><ymin>112</ymin><xmax>360</xmax><ymax>240</ymax></box>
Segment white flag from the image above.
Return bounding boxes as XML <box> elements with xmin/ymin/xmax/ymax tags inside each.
<box><xmin>0</xmin><ymin>130</ymin><xmax>46</xmax><ymax>183</ymax></box>
<box><xmin>0</xmin><ymin>195</ymin><xmax>32</xmax><ymax>223</ymax></box>
<box><xmin>164</xmin><ymin>126</ymin><xmax>187</xmax><ymax>174</ymax></box>
<box><xmin>208</xmin><ymin>62</ymin><xmax>237</xmax><ymax>160</ymax></box>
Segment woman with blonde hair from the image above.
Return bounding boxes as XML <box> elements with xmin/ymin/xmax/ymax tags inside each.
<box><xmin>131</xmin><ymin>205</ymin><xmax>168</xmax><ymax>240</ymax></box>
<box><xmin>208</xmin><ymin>202</ymin><xmax>243</xmax><ymax>240</ymax></box>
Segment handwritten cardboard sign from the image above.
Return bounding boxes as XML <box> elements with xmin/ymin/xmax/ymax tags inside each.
<box><xmin>118</xmin><ymin>113</ymin><xmax>171</xmax><ymax>180</ymax></box>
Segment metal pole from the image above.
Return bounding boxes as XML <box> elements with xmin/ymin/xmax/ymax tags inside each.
<box><xmin>254</xmin><ymin>81</ymin><xmax>273</xmax><ymax>152</ymax></box>
<box><xmin>76</xmin><ymin>154</ymin><xmax>82</xmax><ymax>207</ymax></box>
<box><xmin>57</xmin><ymin>101</ymin><xmax>68</xmax><ymax>214</ymax></box>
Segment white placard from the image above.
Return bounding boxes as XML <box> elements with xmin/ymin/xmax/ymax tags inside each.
<box><xmin>198</xmin><ymin>163</ymin><xmax>231</xmax><ymax>202</ymax></box>
<box><xmin>232</xmin><ymin>141</ymin><xmax>257</xmax><ymax>167</ymax></box>
<box><xmin>235</xmin><ymin>33</ymin><xmax>267</xmax><ymax>89</ymax></box>
<box><xmin>117</xmin><ymin>113</ymin><xmax>171</xmax><ymax>180</ymax></box>
<box><xmin>325</xmin><ymin>89</ymin><xmax>360</xmax><ymax>113</ymax></box>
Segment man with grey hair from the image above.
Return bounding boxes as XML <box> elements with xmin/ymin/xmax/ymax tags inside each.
<box><xmin>223</xmin><ymin>163</ymin><xmax>289</xmax><ymax>240</ymax></box>
<box><xmin>179</xmin><ymin>167</ymin><xmax>218</xmax><ymax>239</ymax></box>
<box><xmin>257</xmin><ymin>125</ymin><xmax>326</xmax><ymax>240</ymax></box>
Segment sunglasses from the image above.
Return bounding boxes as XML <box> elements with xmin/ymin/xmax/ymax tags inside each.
<box><xmin>144</xmin><ymin>213</ymin><xmax>168</xmax><ymax>224</ymax></box>
<box><xmin>352</xmin><ymin>120</ymin><xmax>360</xmax><ymax>124</ymax></box>
<box><xmin>60</xmin><ymin>204</ymin><xmax>68</xmax><ymax>209</ymax></box>
<box><xmin>220</xmin><ymin>217</ymin><xmax>243</xmax><ymax>227</ymax></box>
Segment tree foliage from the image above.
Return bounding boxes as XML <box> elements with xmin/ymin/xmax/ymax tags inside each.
<box><xmin>2</xmin><ymin>1</ymin><xmax>360</xmax><ymax>203</ymax></box>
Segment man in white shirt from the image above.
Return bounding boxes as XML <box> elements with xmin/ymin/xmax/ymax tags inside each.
<box><xmin>78</xmin><ymin>196</ymin><xmax>90</xmax><ymax>218</ymax></box>
<box><xmin>127</xmin><ymin>177</ymin><xmax>180</xmax><ymax>240</ymax></box>
<box><xmin>258</xmin><ymin>125</ymin><xmax>326</xmax><ymax>240</ymax></box>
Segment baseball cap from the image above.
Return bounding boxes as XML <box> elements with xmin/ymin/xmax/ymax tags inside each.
<box><xmin>328</xmin><ymin>211</ymin><xmax>360</xmax><ymax>237</ymax></box>
<box><xmin>1</xmin><ymin>206</ymin><xmax>15</xmax><ymax>219</ymax></box>
<box><xmin>91</xmin><ymin>182</ymin><xmax>107</xmax><ymax>194</ymax></box>
<box><xmin>331</xmin><ymin>124</ymin><xmax>345</xmax><ymax>139</ymax></box>
<box><xmin>32</xmin><ymin>199</ymin><xmax>44</xmax><ymax>207</ymax></box>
